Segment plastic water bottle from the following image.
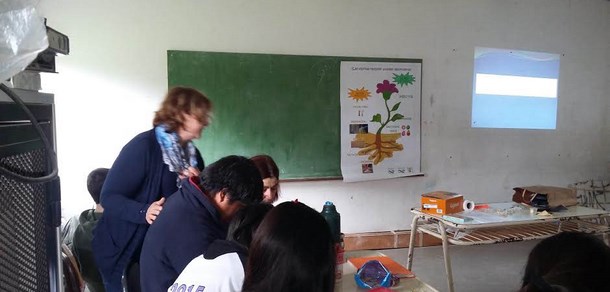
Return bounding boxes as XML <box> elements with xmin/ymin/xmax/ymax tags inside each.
<box><xmin>321</xmin><ymin>201</ymin><xmax>344</xmax><ymax>280</ymax></box>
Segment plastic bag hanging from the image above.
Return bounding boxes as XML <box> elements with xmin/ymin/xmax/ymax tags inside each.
<box><xmin>0</xmin><ymin>0</ymin><xmax>49</xmax><ymax>81</ymax></box>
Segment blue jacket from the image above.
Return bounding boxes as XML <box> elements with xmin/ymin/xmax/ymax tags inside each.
<box><xmin>92</xmin><ymin>129</ymin><xmax>203</xmax><ymax>286</ymax></box>
<box><xmin>139</xmin><ymin>177</ymin><xmax>228</xmax><ymax>292</ymax></box>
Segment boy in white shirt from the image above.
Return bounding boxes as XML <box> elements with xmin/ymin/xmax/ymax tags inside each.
<box><xmin>168</xmin><ymin>203</ymin><xmax>273</xmax><ymax>292</ymax></box>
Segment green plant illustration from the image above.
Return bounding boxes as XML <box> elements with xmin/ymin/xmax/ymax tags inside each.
<box><xmin>355</xmin><ymin>79</ymin><xmax>404</xmax><ymax>164</ymax></box>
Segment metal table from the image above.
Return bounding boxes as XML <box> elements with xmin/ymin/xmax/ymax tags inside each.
<box><xmin>406</xmin><ymin>202</ymin><xmax>610</xmax><ymax>292</ymax></box>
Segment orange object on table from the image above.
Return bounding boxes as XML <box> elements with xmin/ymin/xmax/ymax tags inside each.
<box><xmin>474</xmin><ymin>204</ymin><xmax>489</xmax><ymax>210</ymax></box>
<box><xmin>421</xmin><ymin>191</ymin><xmax>464</xmax><ymax>215</ymax></box>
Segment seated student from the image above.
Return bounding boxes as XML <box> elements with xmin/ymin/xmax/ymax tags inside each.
<box><xmin>168</xmin><ymin>203</ymin><xmax>273</xmax><ymax>292</ymax></box>
<box><xmin>242</xmin><ymin>201</ymin><xmax>336</xmax><ymax>292</ymax></box>
<box><xmin>520</xmin><ymin>231</ymin><xmax>610</xmax><ymax>292</ymax></box>
<box><xmin>250</xmin><ymin>154</ymin><xmax>281</xmax><ymax>203</ymax></box>
<box><xmin>72</xmin><ymin>168</ymin><xmax>109</xmax><ymax>292</ymax></box>
<box><xmin>139</xmin><ymin>155</ymin><xmax>263</xmax><ymax>292</ymax></box>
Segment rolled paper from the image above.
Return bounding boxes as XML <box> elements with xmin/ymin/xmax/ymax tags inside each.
<box><xmin>463</xmin><ymin>200</ymin><xmax>475</xmax><ymax>212</ymax></box>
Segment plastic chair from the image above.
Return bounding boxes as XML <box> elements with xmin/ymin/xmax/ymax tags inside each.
<box><xmin>62</xmin><ymin>244</ymin><xmax>84</xmax><ymax>292</ymax></box>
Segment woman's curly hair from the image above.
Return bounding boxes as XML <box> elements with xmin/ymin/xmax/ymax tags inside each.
<box><xmin>153</xmin><ymin>86</ymin><xmax>212</xmax><ymax>132</ymax></box>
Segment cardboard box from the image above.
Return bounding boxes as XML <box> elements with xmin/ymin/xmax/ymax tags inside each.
<box><xmin>421</xmin><ymin>191</ymin><xmax>463</xmax><ymax>215</ymax></box>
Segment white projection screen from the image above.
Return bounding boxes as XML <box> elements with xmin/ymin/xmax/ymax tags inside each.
<box><xmin>472</xmin><ymin>47</ymin><xmax>560</xmax><ymax>130</ymax></box>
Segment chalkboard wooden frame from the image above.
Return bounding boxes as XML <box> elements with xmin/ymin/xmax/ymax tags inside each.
<box><xmin>168</xmin><ymin>50</ymin><xmax>421</xmax><ymax>180</ymax></box>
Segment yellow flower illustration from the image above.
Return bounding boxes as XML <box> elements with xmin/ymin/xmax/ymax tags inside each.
<box><xmin>348</xmin><ymin>87</ymin><xmax>371</xmax><ymax>101</ymax></box>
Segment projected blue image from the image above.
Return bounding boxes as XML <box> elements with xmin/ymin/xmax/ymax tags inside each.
<box><xmin>472</xmin><ymin>47</ymin><xmax>560</xmax><ymax>130</ymax></box>
<box><xmin>472</xmin><ymin>95</ymin><xmax>557</xmax><ymax>129</ymax></box>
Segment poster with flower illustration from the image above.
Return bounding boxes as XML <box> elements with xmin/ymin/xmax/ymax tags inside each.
<box><xmin>340</xmin><ymin>61</ymin><xmax>422</xmax><ymax>182</ymax></box>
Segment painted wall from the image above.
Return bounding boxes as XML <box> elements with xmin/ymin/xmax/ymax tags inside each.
<box><xmin>37</xmin><ymin>0</ymin><xmax>610</xmax><ymax>233</ymax></box>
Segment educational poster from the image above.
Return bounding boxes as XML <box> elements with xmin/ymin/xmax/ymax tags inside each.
<box><xmin>340</xmin><ymin>61</ymin><xmax>422</xmax><ymax>182</ymax></box>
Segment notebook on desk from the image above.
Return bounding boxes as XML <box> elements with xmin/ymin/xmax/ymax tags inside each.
<box><xmin>347</xmin><ymin>256</ymin><xmax>415</xmax><ymax>278</ymax></box>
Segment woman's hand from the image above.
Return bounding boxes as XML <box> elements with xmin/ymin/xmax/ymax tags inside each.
<box><xmin>146</xmin><ymin>197</ymin><xmax>165</xmax><ymax>224</ymax></box>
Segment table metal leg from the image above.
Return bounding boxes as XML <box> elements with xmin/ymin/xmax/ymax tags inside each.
<box><xmin>407</xmin><ymin>215</ymin><xmax>420</xmax><ymax>270</ymax></box>
<box><xmin>438</xmin><ymin>223</ymin><xmax>455</xmax><ymax>292</ymax></box>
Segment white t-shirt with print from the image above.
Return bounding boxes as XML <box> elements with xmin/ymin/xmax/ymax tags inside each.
<box><xmin>167</xmin><ymin>252</ymin><xmax>244</xmax><ymax>292</ymax></box>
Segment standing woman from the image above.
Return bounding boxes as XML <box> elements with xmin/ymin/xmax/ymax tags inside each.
<box><xmin>92</xmin><ymin>87</ymin><xmax>211</xmax><ymax>292</ymax></box>
<box><xmin>250</xmin><ymin>155</ymin><xmax>280</xmax><ymax>203</ymax></box>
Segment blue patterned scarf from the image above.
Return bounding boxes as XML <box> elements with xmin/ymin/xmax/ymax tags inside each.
<box><xmin>155</xmin><ymin>124</ymin><xmax>198</xmax><ymax>176</ymax></box>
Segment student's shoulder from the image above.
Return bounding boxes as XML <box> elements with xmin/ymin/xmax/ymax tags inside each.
<box><xmin>204</xmin><ymin>240</ymin><xmax>247</xmax><ymax>265</ymax></box>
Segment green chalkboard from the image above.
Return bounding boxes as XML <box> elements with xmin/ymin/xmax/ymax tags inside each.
<box><xmin>168</xmin><ymin>51</ymin><xmax>416</xmax><ymax>179</ymax></box>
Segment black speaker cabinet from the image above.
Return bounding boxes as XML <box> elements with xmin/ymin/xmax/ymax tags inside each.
<box><xmin>0</xmin><ymin>88</ymin><xmax>61</xmax><ymax>291</ymax></box>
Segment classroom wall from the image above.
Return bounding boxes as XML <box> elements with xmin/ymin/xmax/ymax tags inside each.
<box><xmin>37</xmin><ymin>0</ymin><xmax>610</xmax><ymax>233</ymax></box>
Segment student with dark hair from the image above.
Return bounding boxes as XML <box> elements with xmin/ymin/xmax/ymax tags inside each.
<box><xmin>62</xmin><ymin>168</ymin><xmax>110</xmax><ymax>249</ymax></box>
<box><xmin>242</xmin><ymin>201</ymin><xmax>336</xmax><ymax>292</ymax></box>
<box><xmin>139</xmin><ymin>155</ymin><xmax>263</xmax><ymax>292</ymax></box>
<box><xmin>520</xmin><ymin>231</ymin><xmax>610</xmax><ymax>292</ymax></box>
<box><xmin>71</xmin><ymin>168</ymin><xmax>109</xmax><ymax>292</ymax></box>
<box><xmin>168</xmin><ymin>203</ymin><xmax>273</xmax><ymax>292</ymax></box>
<box><xmin>250</xmin><ymin>154</ymin><xmax>280</xmax><ymax>203</ymax></box>
<box><xmin>92</xmin><ymin>87</ymin><xmax>210</xmax><ymax>292</ymax></box>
